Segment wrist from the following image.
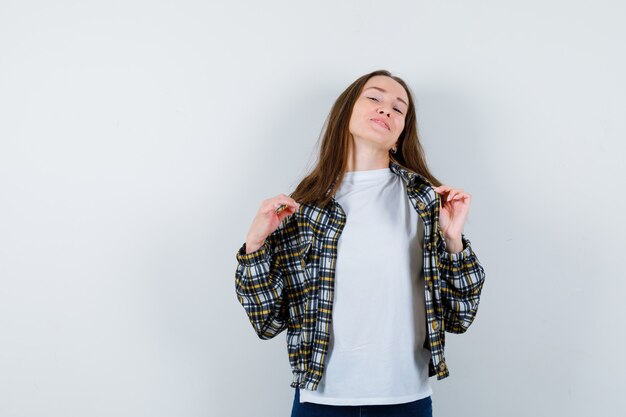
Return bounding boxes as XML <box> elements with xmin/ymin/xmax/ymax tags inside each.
<box><xmin>245</xmin><ymin>242</ymin><xmax>264</xmax><ymax>254</ymax></box>
<box><xmin>444</xmin><ymin>236</ymin><xmax>463</xmax><ymax>253</ymax></box>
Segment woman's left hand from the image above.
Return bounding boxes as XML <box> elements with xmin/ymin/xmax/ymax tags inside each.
<box><xmin>433</xmin><ymin>185</ymin><xmax>471</xmax><ymax>242</ymax></box>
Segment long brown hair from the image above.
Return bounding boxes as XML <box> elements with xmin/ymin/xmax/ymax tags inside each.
<box><xmin>290</xmin><ymin>69</ymin><xmax>443</xmax><ymax>209</ymax></box>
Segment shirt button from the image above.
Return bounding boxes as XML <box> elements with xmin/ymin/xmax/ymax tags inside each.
<box><xmin>417</xmin><ymin>201</ymin><xmax>426</xmax><ymax>210</ymax></box>
<box><xmin>432</xmin><ymin>321</ymin><xmax>439</xmax><ymax>331</ymax></box>
<box><xmin>427</xmin><ymin>280</ymin><xmax>433</xmax><ymax>290</ymax></box>
<box><xmin>438</xmin><ymin>361</ymin><xmax>447</xmax><ymax>372</ymax></box>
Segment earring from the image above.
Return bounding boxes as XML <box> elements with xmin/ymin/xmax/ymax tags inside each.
<box><xmin>390</xmin><ymin>147</ymin><xmax>397</xmax><ymax>154</ymax></box>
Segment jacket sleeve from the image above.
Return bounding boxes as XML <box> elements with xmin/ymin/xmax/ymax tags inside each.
<box><xmin>437</xmin><ymin>232</ymin><xmax>486</xmax><ymax>334</ymax></box>
<box><xmin>234</xmin><ymin>230</ymin><xmax>289</xmax><ymax>340</ymax></box>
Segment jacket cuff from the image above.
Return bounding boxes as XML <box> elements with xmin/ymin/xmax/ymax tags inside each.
<box><xmin>236</xmin><ymin>241</ymin><xmax>271</xmax><ymax>265</ymax></box>
<box><xmin>439</xmin><ymin>234</ymin><xmax>473</xmax><ymax>262</ymax></box>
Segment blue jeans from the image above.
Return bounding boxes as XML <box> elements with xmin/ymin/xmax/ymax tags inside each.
<box><xmin>290</xmin><ymin>387</ymin><xmax>433</xmax><ymax>417</ymax></box>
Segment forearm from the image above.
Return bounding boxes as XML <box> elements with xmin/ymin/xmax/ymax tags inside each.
<box><xmin>437</xmin><ymin>234</ymin><xmax>486</xmax><ymax>333</ymax></box>
<box><xmin>438</xmin><ymin>235</ymin><xmax>483</xmax><ymax>288</ymax></box>
<box><xmin>235</xmin><ymin>240</ymin><xmax>288</xmax><ymax>339</ymax></box>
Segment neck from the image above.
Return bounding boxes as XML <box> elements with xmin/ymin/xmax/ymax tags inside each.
<box><xmin>345</xmin><ymin>152</ymin><xmax>391</xmax><ymax>172</ymax></box>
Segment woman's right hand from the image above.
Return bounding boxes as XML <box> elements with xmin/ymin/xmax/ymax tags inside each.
<box><xmin>245</xmin><ymin>194</ymin><xmax>301</xmax><ymax>254</ymax></box>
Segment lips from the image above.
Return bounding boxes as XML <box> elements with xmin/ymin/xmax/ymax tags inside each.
<box><xmin>370</xmin><ymin>118</ymin><xmax>390</xmax><ymax>130</ymax></box>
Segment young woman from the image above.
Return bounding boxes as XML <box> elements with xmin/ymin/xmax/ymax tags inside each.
<box><xmin>235</xmin><ymin>69</ymin><xmax>486</xmax><ymax>417</ymax></box>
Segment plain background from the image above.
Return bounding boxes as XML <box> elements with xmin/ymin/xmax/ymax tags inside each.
<box><xmin>1</xmin><ymin>1</ymin><xmax>625</xmax><ymax>416</ymax></box>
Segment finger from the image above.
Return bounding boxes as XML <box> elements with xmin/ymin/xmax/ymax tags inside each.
<box><xmin>446</xmin><ymin>188</ymin><xmax>466</xmax><ymax>201</ymax></box>
<box><xmin>433</xmin><ymin>185</ymin><xmax>452</xmax><ymax>193</ymax></box>
<box><xmin>276</xmin><ymin>193</ymin><xmax>299</xmax><ymax>205</ymax></box>
<box><xmin>267</xmin><ymin>196</ymin><xmax>300</xmax><ymax>212</ymax></box>
<box><xmin>441</xmin><ymin>189</ymin><xmax>455</xmax><ymax>202</ymax></box>
<box><xmin>274</xmin><ymin>201</ymin><xmax>300</xmax><ymax>213</ymax></box>
<box><xmin>274</xmin><ymin>204</ymin><xmax>298</xmax><ymax>217</ymax></box>
<box><xmin>448</xmin><ymin>190</ymin><xmax>462</xmax><ymax>201</ymax></box>
<box><xmin>275</xmin><ymin>194</ymin><xmax>300</xmax><ymax>208</ymax></box>
<box><xmin>270</xmin><ymin>195</ymin><xmax>294</xmax><ymax>206</ymax></box>
<box><xmin>277</xmin><ymin>205</ymin><xmax>297</xmax><ymax>222</ymax></box>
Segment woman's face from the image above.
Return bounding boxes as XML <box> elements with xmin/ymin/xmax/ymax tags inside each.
<box><xmin>348</xmin><ymin>75</ymin><xmax>409</xmax><ymax>153</ymax></box>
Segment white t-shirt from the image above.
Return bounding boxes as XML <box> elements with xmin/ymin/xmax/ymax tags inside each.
<box><xmin>299</xmin><ymin>166</ymin><xmax>432</xmax><ymax>405</ymax></box>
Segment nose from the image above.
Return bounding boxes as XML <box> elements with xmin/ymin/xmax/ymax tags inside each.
<box><xmin>378</xmin><ymin>108</ymin><xmax>390</xmax><ymax>117</ymax></box>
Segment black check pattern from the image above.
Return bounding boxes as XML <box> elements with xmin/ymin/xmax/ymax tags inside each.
<box><xmin>235</xmin><ymin>160</ymin><xmax>486</xmax><ymax>391</ymax></box>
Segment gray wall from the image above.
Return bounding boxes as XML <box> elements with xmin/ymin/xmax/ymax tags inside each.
<box><xmin>1</xmin><ymin>1</ymin><xmax>624</xmax><ymax>416</ymax></box>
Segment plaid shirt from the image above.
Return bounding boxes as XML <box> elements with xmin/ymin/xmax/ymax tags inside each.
<box><xmin>234</xmin><ymin>160</ymin><xmax>486</xmax><ymax>391</ymax></box>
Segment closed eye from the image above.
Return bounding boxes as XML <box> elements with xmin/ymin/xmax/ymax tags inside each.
<box><xmin>367</xmin><ymin>97</ymin><xmax>403</xmax><ymax>114</ymax></box>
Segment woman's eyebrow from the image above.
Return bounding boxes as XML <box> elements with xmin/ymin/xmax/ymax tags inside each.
<box><xmin>364</xmin><ymin>86</ymin><xmax>408</xmax><ymax>107</ymax></box>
